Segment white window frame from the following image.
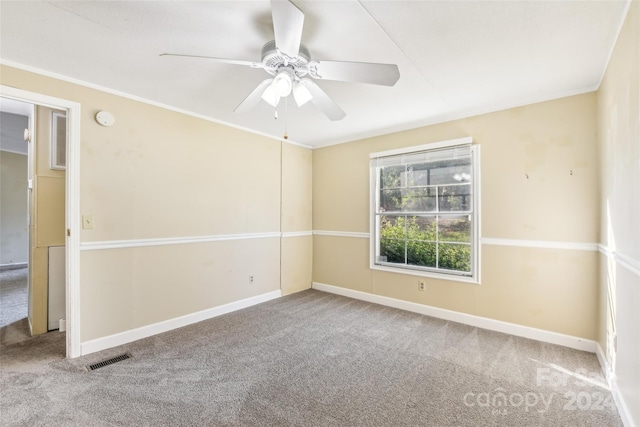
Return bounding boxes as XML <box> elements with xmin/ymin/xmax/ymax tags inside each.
<box><xmin>51</xmin><ymin>111</ymin><xmax>67</xmax><ymax>170</ymax></box>
<box><xmin>369</xmin><ymin>137</ymin><xmax>481</xmax><ymax>284</ymax></box>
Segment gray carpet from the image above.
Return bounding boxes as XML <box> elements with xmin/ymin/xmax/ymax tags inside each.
<box><xmin>0</xmin><ymin>268</ymin><xmax>31</xmax><ymax>347</ymax></box>
<box><xmin>0</xmin><ymin>267</ymin><xmax>28</xmax><ymax>328</ymax></box>
<box><xmin>0</xmin><ymin>289</ymin><xmax>622</xmax><ymax>426</ymax></box>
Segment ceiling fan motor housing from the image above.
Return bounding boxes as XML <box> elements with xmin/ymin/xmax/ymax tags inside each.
<box><xmin>261</xmin><ymin>40</ymin><xmax>310</xmax><ymax>77</ymax></box>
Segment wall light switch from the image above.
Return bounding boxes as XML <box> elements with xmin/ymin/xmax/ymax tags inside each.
<box><xmin>82</xmin><ymin>215</ymin><xmax>94</xmax><ymax>229</ymax></box>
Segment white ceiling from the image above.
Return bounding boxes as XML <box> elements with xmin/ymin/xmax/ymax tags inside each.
<box><xmin>0</xmin><ymin>1</ymin><xmax>629</xmax><ymax>148</ymax></box>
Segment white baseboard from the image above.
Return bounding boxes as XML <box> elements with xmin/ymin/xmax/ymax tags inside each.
<box><xmin>0</xmin><ymin>262</ymin><xmax>27</xmax><ymax>271</ymax></box>
<box><xmin>312</xmin><ymin>282</ymin><xmax>597</xmax><ymax>353</ymax></box>
<box><xmin>595</xmin><ymin>343</ymin><xmax>610</xmax><ymax>380</ymax></box>
<box><xmin>80</xmin><ymin>290</ymin><xmax>281</xmax><ymax>356</ymax></box>
<box><xmin>611</xmin><ymin>377</ymin><xmax>637</xmax><ymax>427</ymax></box>
<box><xmin>596</xmin><ymin>343</ymin><xmax>636</xmax><ymax>427</ymax></box>
<box><xmin>28</xmin><ymin>316</ymin><xmax>34</xmax><ymax>337</ymax></box>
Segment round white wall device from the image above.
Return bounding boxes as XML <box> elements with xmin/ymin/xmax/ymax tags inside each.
<box><xmin>95</xmin><ymin>111</ymin><xmax>115</xmax><ymax>127</ymax></box>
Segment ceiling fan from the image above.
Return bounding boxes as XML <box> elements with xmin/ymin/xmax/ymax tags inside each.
<box><xmin>161</xmin><ymin>0</ymin><xmax>400</xmax><ymax>121</ymax></box>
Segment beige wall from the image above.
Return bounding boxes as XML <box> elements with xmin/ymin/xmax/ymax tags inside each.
<box><xmin>597</xmin><ymin>2</ymin><xmax>640</xmax><ymax>424</ymax></box>
<box><xmin>0</xmin><ymin>150</ymin><xmax>28</xmax><ymax>266</ymax></box>
<box><xmin>79</xmin><ymin>97</ymin><xmax>281</xmax><ymax>242</ymax></box>
<box><xmin>1</xmin><ymin>64</ymin><xmax>313</xmax><ymax>344</ymax></box>
<box><xmin>80</xmin><ymin>238</ymin><xmax>281</xmax><ymax>340</ymax></box>
<box><xmin>313</xmin><ymin>93</ymin><xmax>600</xmax><ymax>339</ymax></box>
<box><xmin>281</xmin><ymin>143</ymin><xmax>313</xmax><ymax>295</ymax></box>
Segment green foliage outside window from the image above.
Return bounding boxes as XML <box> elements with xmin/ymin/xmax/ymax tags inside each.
<box><xmin>380</xmin><ymin>216</ymin><xmax>471</xmax><ymax>272</ymax></box>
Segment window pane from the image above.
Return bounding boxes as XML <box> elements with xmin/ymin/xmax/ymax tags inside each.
<box><xmin>380</xmin><ymin>188</ymin><xmax>436</xmax><ymax>212</ymax></box>
<box><xmin>438</xmin><ymin>243</ymin><xmax>471</xmax><ymax>272</ymax></box>
<box><xmin>406</xmin><ymin>163</ymin><xmax>429</xmax><ymax>186</ymax></box>
<box><xmin>438</xmin><ymin>184</ymin><xmax>471</xmax><ymax>212</ymax></box>
<box><xmin>402</xmin><ymin>188</ymin><xmax>436</xmax><ymax>212</ymax></box>
<box><xmin>411</xmin><ymin>216</ymin><xmax>437</xmax><ymax>240</ymax></box>
<box><xmin>407</xmin><ymin>241</ymin><xmax>436</xmax><ymax>267</ymax></box>
<box><xmin>407</xmin><ymin>216</ymin><xmax>436</xmax><ymax>267</ymax></box>
<box><xmin>439</xmin><ymin>216</ymin><xmax>471</xmax><ymax>243</ymax></box>
<box><xmin>428</xmin><ymin>162</ymin><xmax>471</xmax><ymax>185</ymax></box>
<box><xmin>379</xmin><ymin>215</ymin><xmax>407</xmax><ymax>239</ymax></box>
<box><xmin>380</xmin><ymin>238</ymin><xmax>405</xmax><ymax>264</ymax></box>
<box><xmin>380</xmin><ymin>165</ymin><xmax>405</xmax><ymax>189</ymax></box>
<box><xmin>55</xmin><ymin>114</ymin><xmax>66</xmax><ymax>167</ymax></box>
<box><xmin>380</xmin><ymin>188</ymin><xmax>403</xmax><ymax>211</ymax></box>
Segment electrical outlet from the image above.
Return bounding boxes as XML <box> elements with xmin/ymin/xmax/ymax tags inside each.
<box><xmin>418</xmin><ymin>280</ymin><xmax>426</xmax><ymax>291</ymax></box>
<box><xmin>249</xmin><ymin>275</ymin><xmax>254</xmax><ymax>284</ymax></box>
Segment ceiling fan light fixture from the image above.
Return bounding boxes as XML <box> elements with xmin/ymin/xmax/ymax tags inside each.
<box><xmin>272</xmin><ymin>68</ymin><xmax>294</xmax><ymax>97</ymax></box>
<box><xmin>293</xmin><ymin>82</ymin><xmax>312</xmax><ymax>106</ymax></box>
<box><xmin>261</xmin><ymin>85</ymin><xmax>280</xmax><ymax>107</ymax></box>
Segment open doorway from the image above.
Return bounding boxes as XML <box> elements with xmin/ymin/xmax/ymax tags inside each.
<box><xmin>1</xmin><ymin>86</ymin><xmax>81</xmax><ymax>358</ymax></box>
<box><xmin>0</xmin><ymin>99</ymin><xmax>67</xmax><ymax>345</ymax></box>
<box><xmin>0</xmin><ymin>98</ymin><xmax>31</xmax><ymax>344</ymax></box>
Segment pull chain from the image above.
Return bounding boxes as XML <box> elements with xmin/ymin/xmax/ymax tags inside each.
<box><xmin>273</xmin><ymin>96</ymin><xmax>289</xmax><ymax>140</ymax></box>
<box><xmin>283</xmin><ymin>96</ymin><xmax>289</xmax><ymax>140</ymax></box>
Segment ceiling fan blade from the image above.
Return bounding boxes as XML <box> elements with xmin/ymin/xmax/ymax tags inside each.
<box><xmin>234</xmin><ymin>79</ymin><xmax>274</xmax><ymax>113</ymax></box>
<box><xmin>300</xmin><ymin>79</ymin><xmax>346</xmax><ymax>121</ymax></box>
<box><xmin>160</xmin><ymin>53</ymin><xmax>263</xmax><ymax>69</ymax></box>
<box><xmin>271</xmin><ymin>0</ymin><xmax>304</xmax><ymax>58</ymax></box>
<box><xmin>310</xmin><ymin>60</ymin><xmax>400</xmax><ymax>86</ymax></box>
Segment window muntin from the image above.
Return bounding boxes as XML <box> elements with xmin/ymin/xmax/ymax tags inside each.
<box><xmin>371</xmin><ymin>141</ymin><xmax>479</xmax><ymax>280</ymax></box>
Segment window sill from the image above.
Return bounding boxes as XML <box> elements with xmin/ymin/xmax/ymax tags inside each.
<box><xmin>370</xmin><ymin>264</ymin><xmax>480</xmax><ymax>285</ymax></box>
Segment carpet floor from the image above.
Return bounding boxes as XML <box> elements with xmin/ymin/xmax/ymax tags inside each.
<box><xmin>0</xmin><ymin>268</ymin><xmax>31</xmax><ymax>347</ymax></box>
<box><xmin>0</xmin><ymin>289</ymin><xmax>622</xmax><ymax>426</ymax></box>
<box><xmin>0</xmin><ymin>268</ymin><xmax>28</xmax><ymax>328</ymax></box>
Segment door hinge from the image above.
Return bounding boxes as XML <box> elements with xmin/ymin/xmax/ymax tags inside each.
<box><xmin>67</xmin><ymin>229</ymin><xmax>71</xmax><ymax>237</ymax></box>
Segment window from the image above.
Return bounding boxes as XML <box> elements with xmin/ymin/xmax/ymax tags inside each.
<box><xmin>51</xmin><ymin>111</ymin><xmax>66</xmax><ymax>170</ymax></box>
<box><xmin>370</xmin><ymin>137</ymin><xmax>480</xmax><ymax>282</ymax></box>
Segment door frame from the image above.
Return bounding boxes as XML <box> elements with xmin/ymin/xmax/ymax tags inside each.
<box><xmin>1</xmin><ymin>85</ymin><xmax>81</xmax><ymax>358</ymax></box>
